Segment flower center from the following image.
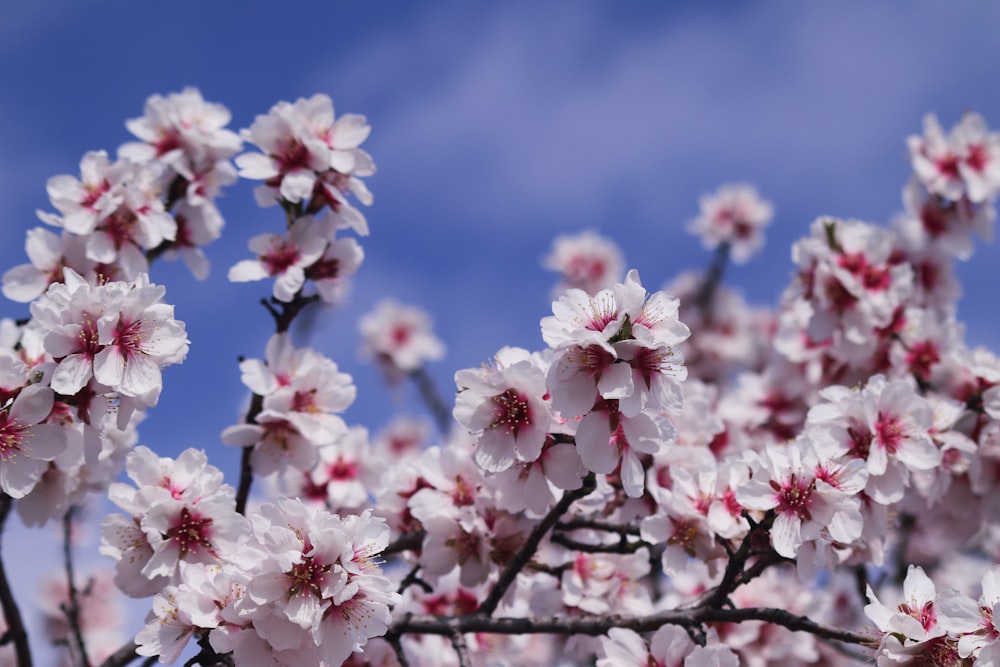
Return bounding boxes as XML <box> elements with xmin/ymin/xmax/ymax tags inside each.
<box><xmin>490</xmin><ymin>388</ymin><xmax>531</xmax><ymax>438</ymax></box>
<box><xmin>165</xmin><ymin>507</ymin><xmax>213</xmax><ymax>557</ymax></box>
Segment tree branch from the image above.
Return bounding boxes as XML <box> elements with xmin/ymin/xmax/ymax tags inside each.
<box><xmin>391</xmin><ymin>606</ymin><xmax>874</xmax><ymax>646</ymax></box>
<box><xmin>477</xmin><ymin>473</ymin><xmax>596</xmax><ymax>617</ymax></box>
<box><xmin>700</xmin><ymin>511</ymin><xmax>775</xmax><ymax>609</ymax></box>
<box><xmin>549</xmin><ymin>532</ymin><xmax>648</xmax><ymax>554</ymax></box>
<box><xmin>384</xmin><ymin>530</ymin><xmax>425</xmax><ymax>558</ymax></box>
<box><xmin>448</xmin><ymin>629</ymin><xmax>472</xmax><ymax>667</ymax></box>
<box><xmin>554</xmin><ymin>518</ymin><xmax>640</xmax><ymax>537</ymax></box>
<box><xmin>0</xmin><ymin>495</ymin><xmax>32</xmax><ymax>667</ymax></box>
<box><xmin>97</xmin><ymin>641</ymin><xmax>139</xmax><ymax>667</ymax></box>
<box><xmin>61</xmin><ymin>508</ymin><xmax>91</xmax><ymax>667</ymax></box>
<box><xmin>409</xmin><ymin>367</ymin><xmax>453</xmax><ymax>437</ymax></box>
<box><xmin>234</xmin><ymin>393</ymin><xmax>264</xmax><ymax>516</ymax></box>
<box><xmin>695</xmin><ymin>241</ymin><xmax>731</xmax><ymax>313</ymax></box>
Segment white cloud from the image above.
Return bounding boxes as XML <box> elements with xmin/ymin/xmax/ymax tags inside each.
<box><xmin>313</xmin><ymin>3</ymin><xmax>1000</xmax><ymax>236</ymax></box>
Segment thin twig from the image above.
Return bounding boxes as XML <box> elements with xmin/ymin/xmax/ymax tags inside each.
<box><xmin>554</xmin><ymin>518</ymin><xmax>640</xmax><ymax>537</ymax></box>
<box><xmin>234</xmin><ymin>393</ymin><xmax>264</xmax><ymax>516</ymax></box>
<box><xmin>0</xmin><ymin>494</ymin><xmax>33</xmax><ymax>667</ymax></box>
<box><xmin>549</xmin><ymin>532</ymin><xmax>648</xmax><ymax>554</ymax></box>
<box><xmin>397</xmin><ymin>564</ymin><xmax>433</xmax><ymax>596</ymax></box>
<box><xmin>477</xmin><ymin>473</ymin><xmax>596</xmax><ymax>617</ymax></box>
<box><xmin>61</xmin><ymin>508</ymin><xmax>91</xmax><ymax>667</ymax></box>
<box><xmin>448</xmin><ymin>628</ymin><xmax>472</xmax><ymax>667</ymax></box>
<box><xmin>385</xmin><ymin>632</ymin><xmax>411</xmax><ymax>667</ymax></box>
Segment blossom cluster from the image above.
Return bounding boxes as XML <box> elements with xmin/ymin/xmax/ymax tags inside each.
<box><xmin>100</xmin><ymin>446</ymin><xmax>398</xmax><ymax>665</ymax></box>
<box><xmin>6</xmin><ymin>92</ymin><xmax>1000</xmax><ymax>667</ymax></box>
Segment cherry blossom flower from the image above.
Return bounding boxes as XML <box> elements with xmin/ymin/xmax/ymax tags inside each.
<box><xmin>135</xmin><ymin>561</ymin><xmax>253</xmax><ymax>664</ymax></box>
<box><xmin>245</xmin><ymin>500</ymin><xmax>399</xmax><ymax>666</ymax></box>
<box><xmin>454</xmin><ymin>346</ymin><xmax>552</xmax><ymax>473</ymax></box>
<box><xmin>488</xmin><ymin>437</ymin><xmax>587</xmax><ymax>516</ymax></box>
<box><xmin>38</xmin><ymin>567</ymin><xmax>126</xmax><ymax>666</ymax></box>
<box><xmin>2</xmin><ymin>227</ymin><xmax>85</xmax><ymax>303</ymax></box>
<box><xmin>688</xmin><ymin>183</ymin><xmax>774</xmax><ymax>264</ymax></box>
<box><xmin>559</xmin><ymin>547</ymin><xmax>652</xmax><ymax>616</ymax></box>
<box><xmin>40</xmin><ymin>151</ymin><xmax>124</xmax><ymax>236</ymax></box>
<box><xmin>543</xmin><ymin>230</ymin><xmax>625</xmax><ymax>296</ymax></box>
<box><xmin>0</xmin><ymin>383</ymin><xmax>65</xmax><ymax>498</ymax></box>
<box><xmin>285</xmin><ymin>426</ymin><xmax>375</xmax><ymax>514</ymax></box>
<box><xmin>909</xmin><ymin>112</ymin><xmax>1000</xmax><ymax>204</ymax></box>
<box><xmin>306</xmin><ymin>234</ymin><xmax>364</xmax><ymax>304</ymax></box>
<box><xmin>30</xmin><ymin>269</ymin><xmax>188</xmax><ymax>406</ymax></box>
<box><xmin>897</xmin><ymin>178</ymin><xmax>994</xmax><ymax>261</ymax></box>
<box><xmin>120</xmin><ymin>87</ymin><xmax>242</xmax><ymax>186</ymax></box>
<box><xmin>934</xmin><ymin>565</ymin><xmax>1000</xmax><ymax>665</ymax></box>
<box><xmin>598</xmin><ymin>626</ymin><xmax>738</xmax><ymax>667</ymax></box>
<box><xmin>806</xmin><ymin>374</ymin><xmax>940</xmax><ymax>504</ymax></box>
<box><xmin>575</xmin><ymin>399</ymin><xmax>669</xmax><ymax>498</ymax></box>
<box><xmin>359</xmin><ymin>299</ymin><xmax>446</xmax><ymax>375</ymax></box>
<box><xmin>736</xmin><ymin>440</ymin><xmax>867</xmax><ymax>559</ymax></box>
<box><xmin>102</xmin><ymin>447</ymin><xmax>248</xmax><ymax>592</ymax></box>
<box><xmin>865</xmin><ymin>565</ymin><xmax>959</xmax><ymax>666</ymax></box>
<box><xmin>228</xmin><ymin>216</ymin><xmax>328</xmax><ymax>302</ymax></box>
<box><xmin>236</xmin><ymin>94</ymin><xmax>374</xmax><ymax>232</ymax></box>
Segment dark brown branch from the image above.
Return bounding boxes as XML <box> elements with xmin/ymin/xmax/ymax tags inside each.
<box><xmin>384</xmin><ymin>530</ymin><xmax>425</xmax><ymax>558</ymax></box>
<box><xmin>0</xmin><ymin>495</ymin><xmax>33</xmax><ymax>667</ymax></box>
<box><xmin>554</xmin><ymin>518</ymin><xmax>640</xmax><ymax>537</ymax></box>
<box><xmin>448</xmin><ymin>629</ymin><xmax>472</xmax><ymax>667</ymax></box>
<box><xmin>259</xmin><ymin>293</ymin><xmax>321</xmax><ymax>334</ymax></box>
<box><xmin>397</xmin><ymin>564</ymin><xmax>432</xmax><ymax>596</ymax></box>
<box><xmin>409</xmin><ymin>367</ymin><xmax>453</xmax><ymax>437</ymax></box>
<box><xmin>97</xmin><ymin>641</ymin><xmax>139</xmax><ymax>667</ymax></box>
<box><xmin>384</xmin><ymin>633</ymin><xmax>410</xmax><ymax>667</ymax></box>
<box><xmin>700</xmin><ymin>511</ymin><xmax>775</xmax><ymax>609</ymax></box>
<box><xmin>549</xmin><ymin>532</ymin><xmax>648</xmax><ymax>554</ymax></box>
<box><xmin>234</xmin><ymin>393</ymin><xmax>265</xmax><ymax>516</ymax></box>
<box><xmin>391</xmin><ymin>606</ymin><xmax>874</xmax><ymax>646</ymax></box>
<box><xmin>61</xmin><ymin>508</ymin><xmax>91</xmax><ymax>667</ymax></box>
<box><xmin>477</xmin><ymin>473</ymin><xmax>596</xmax><ymax>617</ymax></box>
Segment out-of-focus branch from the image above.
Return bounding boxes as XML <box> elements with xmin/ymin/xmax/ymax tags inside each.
<box><xmin>384</xmin><ymin>530</ymin><xmax>425</xmax><ymax>558</ymax></box>
<box><xmin>448</xmin><ymin>629</ymin><xmax>472</xmax><ymax>667</ymax></box>
<box><xmin>98</xmin><ymin>641</ymin><xmax>139</xmax><ymax>667</ymax></box>
<box><xmin>61</xmin><ymin>508</ymin><xmax>91</xmax><ymax>667</ymax></box>
<box><xmin>384</xmin><ymin>633</ymin><xmax>410</xmax><ymax>667</ymax></box>
<box><xmin>0</xmin><ymin>495</ymin><xmax>33</xmax><ymax>667</ymax></box>
<box><xmin>695</xmin><ymin>241</ymin><xmax>731</xmax><ymax>313</ymax></box>
<box><xmin>409</xmin><ymin>367</ymin><xmax>453</xmax><ymax>437</ymax></box>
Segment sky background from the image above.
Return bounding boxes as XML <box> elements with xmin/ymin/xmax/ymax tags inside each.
<box><xmin>3</xmin><ymin>0</ymin><xmax>1000</xmax><ymax>660</ymax></box>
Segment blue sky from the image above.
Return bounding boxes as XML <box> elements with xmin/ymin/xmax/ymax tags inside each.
<box><xmin>3</xmin><ymin>0</ymin><xmax>1000</xmax><ymax>656</ymax></box>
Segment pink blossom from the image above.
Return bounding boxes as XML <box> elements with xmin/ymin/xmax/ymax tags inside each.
<box><xmin>454</xmin><ymin>346</ymin><xmax>551</xmax><ymax>472</ymax></box>
<box><xmin>736</xmin><ymin>440</ymin><xmax>867</xmax><ymax>559</ymax></box>
<box><xmin>228</xmin><ymin>216</ymin><xmax>328</xmax><ymax>302</ymax></box>
<box><xmin>359</xmin><ymin>299</ymin><xmax>445</xmax><ymax>374</ymax></box>
<box><xmin>688</xmin><ymin>184</ymin><xmax>774</xmax><ymax>264</ymax></box>
<box><xmin>543</xmin><ymin>230</ymin><xmax>625</xmax><ymax>296</ymax></box>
